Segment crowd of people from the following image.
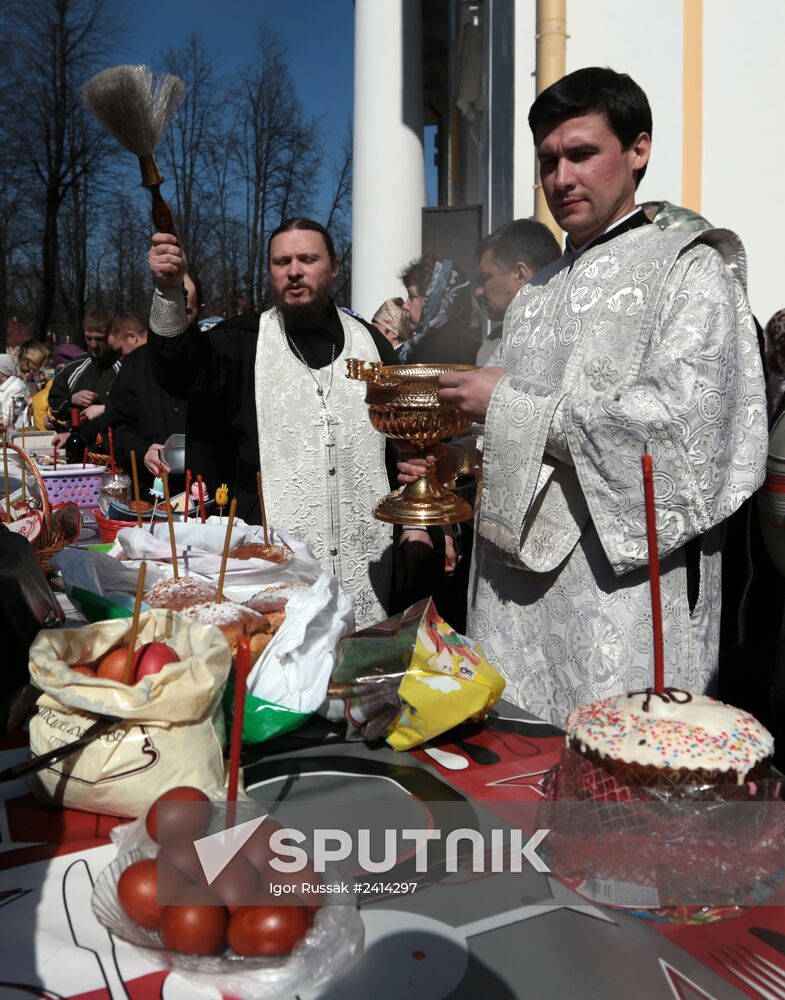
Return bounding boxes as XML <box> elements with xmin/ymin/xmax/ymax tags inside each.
<box><xmin>3</xmin><ymin>65</ymin><xmax>780</xmax><ymax>730</ymax></box>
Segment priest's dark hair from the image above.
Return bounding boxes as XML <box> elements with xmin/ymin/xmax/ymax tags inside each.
<box><xmin>267</xmin><ymin>217</ymin><xmax>338</xmax><ymax>265</ymax></box>
<box><xmin>477</xmin><ymin>219</ymin><xmax>561</xmax><ymax>275</ymax></box>
<box><xmin>528</xmin><ymin>67</ymin><xmax>652</xmax><ymax>186</ymax></box>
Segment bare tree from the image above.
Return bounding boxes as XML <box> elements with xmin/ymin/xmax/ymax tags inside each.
<box><xmin>0</xmin><ymin>11</ymin><xmax>347</xmax><ymax>339</ymax></box>
<box><xmin>0</xmin><ymin>118</ymin><xmax>27</xmax><ymax>350</ymax></box>
<box><xmin>236</xmin><ymin>26</ymin><xmax>322</xmax><ymax>309</ymax></box>
<box><xmin>90</xmin><ymin>190</ymin><xmax>151</xmax><ymax>318</ymax></box>
<box><xmin>159</xmin><ymin>35</ymin><xmax>222</xmax><ymax>278</ymax></box>
<box><xmin>325</xmin><ymin>125</ymin><xmax>352</xmax><ymax>233</ymax></box>
<box><xmin>237</xmin><ymin>29</ymin><xmax>288</xmax><ymax>311</ymax></box>
<box><xmin>326</xmin><ymin>124</ymin><xmax>353</xmax><ymax>305</ymax></box>
<box><xmin>59</xmin><ymin>164</ymin><xmax>90</xmax><ymax>335</ymax></box>
<box><xmin>203</xmin><ymin>103</ymin><xmax>241</xmax><ymax>313</ymax></box>
<box><xmin>1</xmin><ymin>0</ymin><xmax>120</xmax><ymax>341</ymax></box>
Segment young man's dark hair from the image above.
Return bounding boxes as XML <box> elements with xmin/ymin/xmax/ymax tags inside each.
<box><xmin>83</xmin><ymin>307</ymin><xmax>113</xmax><ymax>334</ymax></box>
<box><xmin>528</xmin><ymin>67</ymin><xmax>653</xmax><ymax>186</ymax></box>
<box><xmin>476</xmin><ymin>219</ymin><xmax>561</xmax><ymax>275</ymax></box>
<box><xmin>267</xmin><ymin>217</ymin><xmax>338</xmax><ymax>265</ymax></box>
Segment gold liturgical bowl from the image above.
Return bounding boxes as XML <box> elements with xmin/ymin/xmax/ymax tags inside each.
<box><xmin>346</xmin><ymin>359</ymin><xmax>479</xmax><ymax>526</ymax></box>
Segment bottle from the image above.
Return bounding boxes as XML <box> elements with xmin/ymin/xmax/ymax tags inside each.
<box><xmin>64</xmin><ymin>407</ymin><xmax>86</xmax><ymax>465</ymax></box>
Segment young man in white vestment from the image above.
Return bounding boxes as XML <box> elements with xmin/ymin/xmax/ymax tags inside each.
<box><xmin>399</xmin><ymin>67</ymin><xmax>768</xmax><ymax>724</ymax></box>
<box><xmin>147</xmin><ymin>217</ymin><xmax>397</xmax><ymax>629</ymax></box>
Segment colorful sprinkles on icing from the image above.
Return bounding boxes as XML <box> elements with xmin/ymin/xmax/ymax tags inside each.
<box><xmin>566</xmin><ymin>689</ymin><xmax>773</xmax><ymax>780</ymax></box>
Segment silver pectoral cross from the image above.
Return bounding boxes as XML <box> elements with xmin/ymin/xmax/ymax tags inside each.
<box><xmin>315</xmin><ymin>407</ymin><xmax>339</xmax><ymax>484</ymax></box>
<box><xmin>316</xmin><ymin>409</ymin><xmax>339</xmax><ymax>438</ymax></box>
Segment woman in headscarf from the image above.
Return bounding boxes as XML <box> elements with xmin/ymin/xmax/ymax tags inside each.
<box><xmin>392</xmin><ymin>254</ymin><xmax>479</xmax><ymax>631</ymax></box>
<box><xmin>372</xmin><ymin>297</ymin><xmax>412</xmax><ymax>348</ymax></box>
<box><xmin>398</xmin><ymin>253</ymin><xmax>480</xmax><ymax>365</ymax></box>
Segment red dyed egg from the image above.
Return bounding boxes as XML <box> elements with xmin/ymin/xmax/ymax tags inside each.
<box><xmin>210</xmin><ymin>852</ymin><xmax>261</xmax><ymax>912</ymax></box>
<box><xmin>117</xmin><ymin>859</ymin><xmax>187</xmax><ymax>931</ymax></box>
<box><xmin>156</xmin><ymin>837</ymin><xmax>204</xmax><ymax>883</ymax></box>
<box><xmin>96</xmin><ymin>647</ymin><xmax>131</xmax><ymax>682</ymax></box>
<box><xmin>241</xmin><ymin>818</ymin><xmax>283</xmax><ymax>873</ymax></box>
<box><xmin>227</xmin><ymin>904</ymin><xmax>311</xmax><ymax>957</ymax></box>
<box><xmin>132</xmin><ymin>641</ymin><xmax>179</xmax><ymax>681</ymax></box>
<box><xmin>145</xmin><ymin>786</ymin><xmax>213</xmax><ymax>844</ymax></box>
<box><xmin>161</xmin><ymin>886</ymin><xmax>228</xmax><ymax>955</ymax></box>
<box><xmin>70</xmin><ymin>664</ymin><xmax>96</xmax><ymax>676</ymax></box>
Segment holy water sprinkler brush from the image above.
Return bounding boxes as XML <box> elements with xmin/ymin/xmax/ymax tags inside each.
<box><xmin>81</xmin><ymin>65</ymin><xmax>185</xmax><ymax>234</ymax></box>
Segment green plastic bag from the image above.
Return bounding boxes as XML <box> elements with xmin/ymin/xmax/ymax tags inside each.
<box><xmin>223</xmin><ymin>679</ymin><xmax>310</xmax><ymax>744</ymax></box>
<box><xmin>70</xmin><ymin>584</ymin><xmax>135</xmax><ymax>621</ymax></box>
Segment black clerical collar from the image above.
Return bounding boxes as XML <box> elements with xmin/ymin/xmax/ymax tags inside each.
<box><xmin>564</xmin><ymin>208</ymin><xmax>650</xmax><ymax>258</ymax></box>
<box><xmin>283</xmin><ymin>300</ymin><xmax>344</xmax><ymax>369</ymax></box>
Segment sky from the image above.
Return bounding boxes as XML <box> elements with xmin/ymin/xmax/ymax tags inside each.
<box><xmin>117</xmin><ymin>0</ymin><xmax>357</xmax><ymax>219</ymax></box>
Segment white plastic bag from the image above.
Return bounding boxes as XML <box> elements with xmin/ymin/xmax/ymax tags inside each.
<box><xmin>114</xmin><ymin>522</ymin><xmax>321</xmax><ymax>587</ymax></box>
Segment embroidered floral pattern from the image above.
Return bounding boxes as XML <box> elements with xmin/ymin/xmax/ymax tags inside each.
<box><xmin>255</xmin><ymin>310</ymin><xmax>393</xmax><ymax>628</ymax></box>
<box><xmin>584</xmin><ymin>356</ymin><xmax>620</xmax><ymax>391</ymax></box>
<box><xmin>470</xmin><ymin>226</ymin><xmax>767</xmax><ymax>724</ymax></box>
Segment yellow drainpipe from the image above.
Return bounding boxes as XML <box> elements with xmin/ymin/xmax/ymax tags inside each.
<box><xmin>533</xmin><ymin>0</ymin><xmax>566</xmax><ymax>241</ymax></box>
<box><xmin>682</xmin><ymin>0</ymin><xmax>703</xmax><ymax>213</ymax></box>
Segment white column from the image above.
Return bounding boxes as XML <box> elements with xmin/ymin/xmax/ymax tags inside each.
<box><xmin>352</xmin><ymin>0</ymin><xmax>425</xmax><ymax>320</ymax></box>
<box><xmin>513</xmin><ymin>0</ymin><xmax>537</xmax><ymax>220</ymax></box>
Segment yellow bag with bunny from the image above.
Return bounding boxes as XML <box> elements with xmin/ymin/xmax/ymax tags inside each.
<box><xmin>325</xmin><ymin>598</ymin><xmax>504</xmax><ymax>750</ymax></box>
<box><xmin>28</xmin><ymin>609</ymin><xmax>231</xmax><ymax>818</ymax></box>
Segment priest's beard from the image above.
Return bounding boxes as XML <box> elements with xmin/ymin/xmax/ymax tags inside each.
<box><xmin>273</xmin><ymin>284</ymin><xmax>333</xmax><ymax>332</ymax></box>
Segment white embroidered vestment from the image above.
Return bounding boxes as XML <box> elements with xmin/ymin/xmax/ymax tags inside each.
<box><xmin>255</xmin><ymin>308</ymin><xmax>392</xmax><ymax>628</ymax></box>
<box><xmin>468</xmin><ymin>225</ymin><xmax>768</xmax><ymax>725</ymax></box>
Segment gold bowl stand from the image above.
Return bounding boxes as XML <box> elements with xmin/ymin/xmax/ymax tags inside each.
<box><xmin>346</xmin><ymin>359</ymin><xmax>478</xmax><ymax>526</ymax></box>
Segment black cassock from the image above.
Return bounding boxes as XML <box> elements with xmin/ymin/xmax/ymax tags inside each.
<box><xmin>148</xmin><ymin>304</ymin><xmax>396</xmax><ymax>524</ymax></box>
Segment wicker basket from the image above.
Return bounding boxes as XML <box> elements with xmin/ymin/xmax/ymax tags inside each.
<box><xmin>2</xmin><ymin>441</ymin><xmax>81</xmax><ymax>574</ymax></box>
<box><xmin>93</xmin><ymin>507</ymin><xmax>131</xmax><ymax>542</ymax></box>
<box><xmin>87</xmin><ymin>450</ymin><xmax>122</xmax><ymax>472</ymax></box>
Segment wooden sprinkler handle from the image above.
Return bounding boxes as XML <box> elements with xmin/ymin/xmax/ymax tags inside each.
<box><xmin>138</xmin><ymin>154</ymin><xmax>177</xmax><ymax>235</ymax></box>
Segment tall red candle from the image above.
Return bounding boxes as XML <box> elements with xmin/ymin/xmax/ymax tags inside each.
<box><xmin>184</xmin><ymin>468</ymin><xmax>192</xmax><ymax>521</ymax></box>
<box><xmin>82</xmin><ymin>447</ymin><xmax>88</xmax><ymax>469</ymax></box>
<box><xmin>227</xmin><ymin>636</ymin><xmax>251</xmax><ymax>828</ymax></box>
<box><xmin>108</xmin><ymin>426</ymin><xmax>116</xmax><ymax>474</ymax></box>
<box><xmin>641</xmin><ymin>449</ymin><xmax>665</xmax><ymax>693</ymax></box>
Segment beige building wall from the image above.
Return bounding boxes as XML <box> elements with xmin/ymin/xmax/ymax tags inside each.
<box><xmin>513</xmin><ymin>0</ymin><xmax>682</xmax><ymax>236</ymax></box>
<box><xmin>703</xmin><ymin>0</ymin><xmax>785</xmax><ymax>325</ymax></box>
<box><xmin>510</xmin><ymin>0</ymin><xmax>784</xmax><ymax>323</ymax></box>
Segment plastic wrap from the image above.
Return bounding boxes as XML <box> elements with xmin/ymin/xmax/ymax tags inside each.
<box><xmin>113</xmin><ymin>522</ymin><xmax>321</xmax><ymax>588</ymax></box>
<box><xmin>540</xmin><ymin>745</ymin><xmax>785</xmax><ymax>922</ymax></box>
<box><xmin>91</xmin><ymin>798</ymin><xmax>364</xmax><ymax>998</ymax></box>
<box><xmin>51</xmin><ymin>546</ymin><xmax>168</xmax><ymax>619</ymax></box>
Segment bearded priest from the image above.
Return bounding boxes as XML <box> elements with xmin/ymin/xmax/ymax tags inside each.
<box><xmin>147</xmin><ymin>217</ymin><xmax>397</xmax><ymax>628</ymax></box>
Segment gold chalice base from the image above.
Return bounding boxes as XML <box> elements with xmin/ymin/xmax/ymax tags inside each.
<box><xmin>347</xmin><ymin>361</ymin><xmax>478</xmax><ymax>526</ymax></box>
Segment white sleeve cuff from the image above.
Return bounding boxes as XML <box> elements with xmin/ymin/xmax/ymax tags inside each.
<box><xmin>150</xmin><ymin>285</ymin><xmax>188</xmax><ymax>338</ymax></box>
